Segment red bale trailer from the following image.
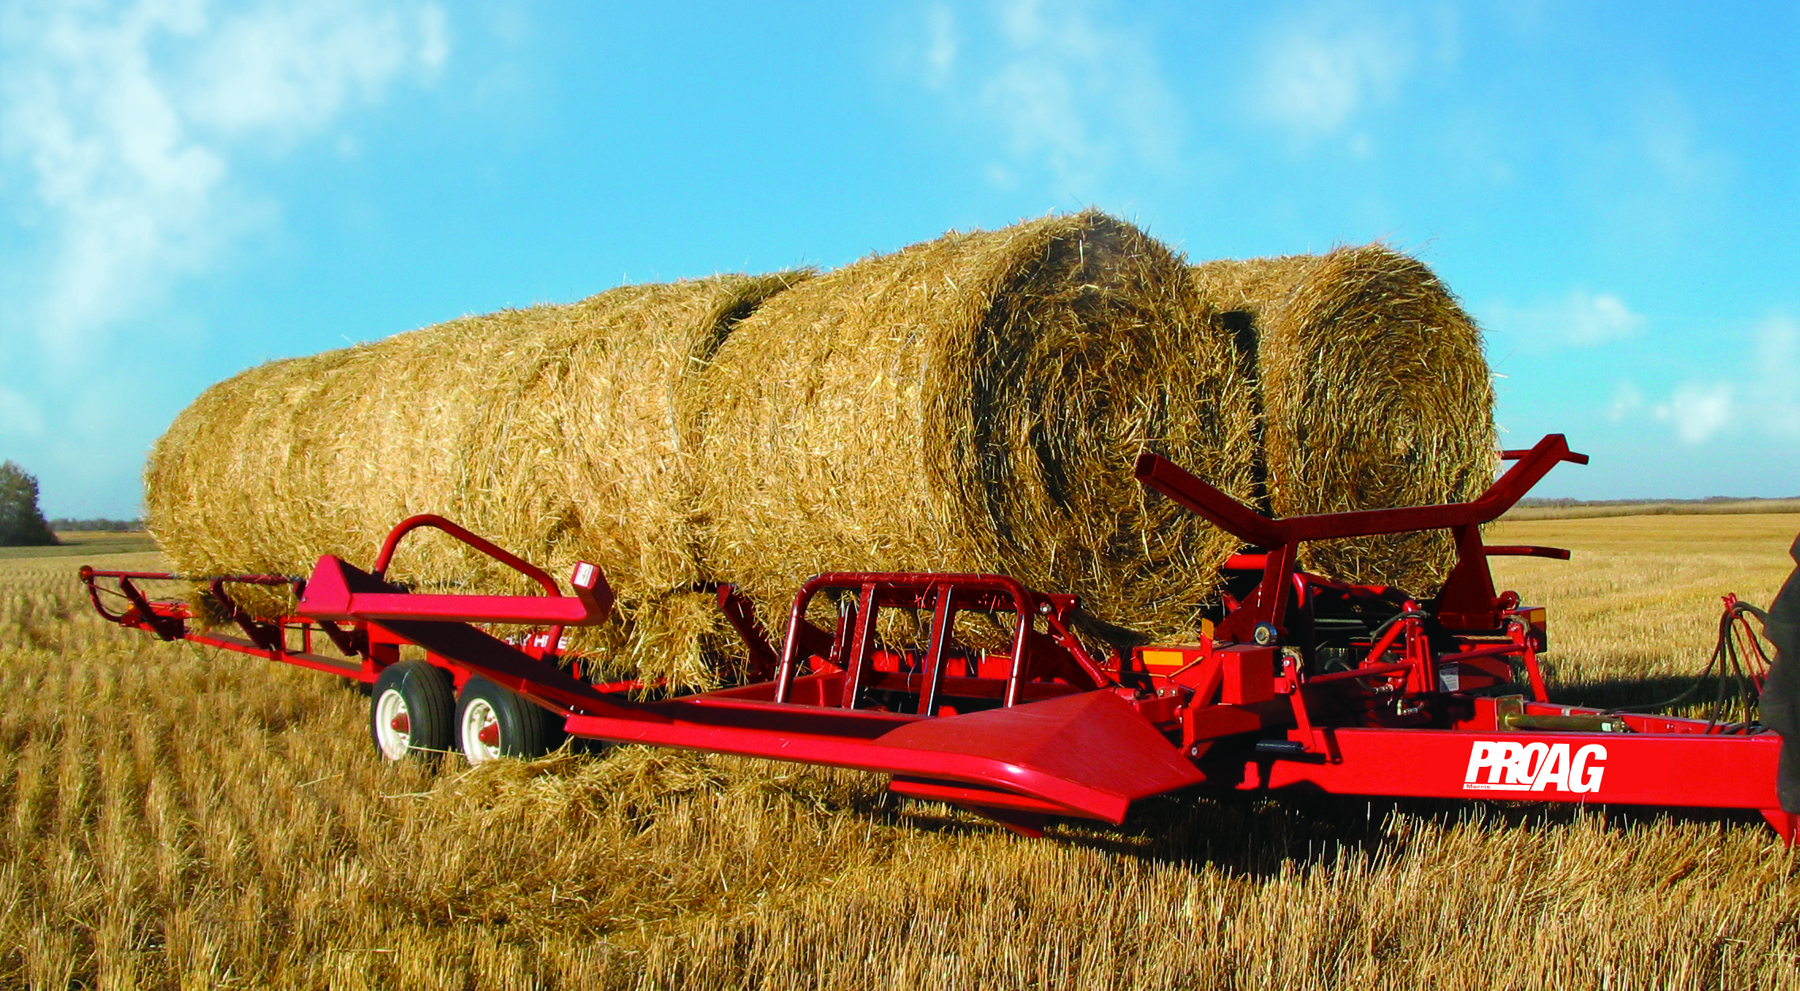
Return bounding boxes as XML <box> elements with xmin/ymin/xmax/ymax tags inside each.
<box><xmin>82</xmin><ymin>435</ymin><xmax>1798</xmax><ymax>840</ymax></box>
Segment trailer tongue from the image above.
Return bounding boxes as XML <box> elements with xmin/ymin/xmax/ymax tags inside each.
<box><xmin>82</xmin><ymin>435</ymin><xmax>1795</xmax><ymax>840</ymax></box>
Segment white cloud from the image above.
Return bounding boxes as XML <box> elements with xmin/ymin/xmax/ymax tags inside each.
<box><xmin>923</xmin><ymin>3</ymin><xmax>958</xmax><ymax>90</ymax></box>
<box><xmin>0</xmin><ymin>0</ymin><xmax>447</xmax><ymax>360</ymax></box>
<box><xmin>1655</xmin><ymin>382</ymin><xmax>1735</xmax><ymax>445</ymax></box>
<box><xmin>1560</xmin><ymin>291</ymin><xmax>1646</xmax><ymax>346</ymax></box>
<box><xmin>187</xmin><ymin>3</ymin><xmax>447</xmax><ymax>136</ymax></box>
<box><xmin>1607</xmin><ymin>381</ymin><xmax>1643</xmax><ymax>423</ymax></box>
<box><xmin>1482</xmin><ymin>290</ymin><xmax>1647</xmax><ymax>350</ymax></box>
<box><xmin>1253</xmin><ymin>5</ymin><xmax>1414</xmax><ymax>139</ymax></box>
<box><xmin>1645</xmin><ymin>315</ymin><xmax>1799</xmax><ymax>447</ymax></box>
<box><xmin>911</xmin><ymin>0</ymin><xmax>1180</xmax><ymax>194</ymax></box>
<box><xmin>1748</xmin><ymin>314</ymin><xmax>1800</xmax><ymax>440</ymax></box>
<box><xmin>1618</xmin><ymin>87</ymin><xmax>1730</xmax><ymax>225</ymax></box>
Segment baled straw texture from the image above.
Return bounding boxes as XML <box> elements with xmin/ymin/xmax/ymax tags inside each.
<box><xmin>694</xmin><ymin>211</ymin><xmax>1259</xmax><ymax>646</ymax></box>
<box><xmin>1189</xmin><ymin>245</ymin><xmax>1497</xmax><ymax>595</ymax></box>
<box><xmin>145</xmin><ymin>274</ymin><xmax>806</xmax><ymax>686</ymax></box>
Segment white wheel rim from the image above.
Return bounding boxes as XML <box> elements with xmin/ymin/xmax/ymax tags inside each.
<box><xmin>375</xmin><ymin>688</ymin><xmax>412</xmax><ymax>760</ymax></box>
<box><xmin>461</xmin><ymin>697</ymin><xmax>503</xmax><ymax>764</ymax></box>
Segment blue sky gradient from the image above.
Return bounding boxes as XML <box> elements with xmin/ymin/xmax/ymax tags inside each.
<box><xmin>2</xmin><ymin>0</ymin><xmax>1796</xmax><ymax>517</ymax></box>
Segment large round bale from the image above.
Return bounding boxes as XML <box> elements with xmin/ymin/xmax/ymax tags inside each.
<box><xmin>1189</xmin><ymin>245</ymin><xmax>1496</xmax><ymax>595</ymax></box>
<box><xmin>146</xmin><ymin>273</ymin><xmax>806</xmax><ymax>685</ymax></box>
<box><xmin>693</xmin><ymin>212</ymin><xmax>1260</xmax><ymax>645</ymax></box>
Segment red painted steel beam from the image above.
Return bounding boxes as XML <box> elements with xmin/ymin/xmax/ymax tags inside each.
<box><xmin>565</xmin><ymin>690</ymin><xmax>1205</xmax><ymax>824</ymax></box>
<box><xmin>1135</xmin><ymin>434</ymin><xmax>1589</xmax><ymax>547</ymax></box>
<box><xmin>1244</xmin><ymin>727</ymin><xmax>1781</xmax><ymax>811</ymax></box>
<box><xmin>298</xmin><ymin>554</ymin><xmax>612</xmax><ymax>627</ymax></box>
<box><xmin>1486</xmin><ymin>546</ymin><xmax>1573</xmax><ymax>560</ymax></box>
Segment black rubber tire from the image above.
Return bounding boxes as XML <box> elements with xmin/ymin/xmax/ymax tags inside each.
<box><xmin>368</xmin><ymin>660</ymin><xmax>455</xmax><ymax>762</ymax></box>
<box><xmin>455</xmin><ymin>676</ymin><xmax>565</xmax><ymax>763</ymax></box>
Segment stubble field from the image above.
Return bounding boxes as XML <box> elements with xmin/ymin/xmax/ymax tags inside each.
<box><xmin>2</xmin><ymin>518</ymin><xmax>1798</xmax><ymax>990</ymax></box>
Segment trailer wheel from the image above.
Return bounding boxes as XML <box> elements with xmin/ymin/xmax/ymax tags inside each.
<box><xmin>455</xmin><ymin>677</ymin><xmax>563</xmax><ymax>764</ymax></box>
<box><xmin>369</xmin><ymin>661</ymin><xmax>455</xmax><ymax>761</ymax></box>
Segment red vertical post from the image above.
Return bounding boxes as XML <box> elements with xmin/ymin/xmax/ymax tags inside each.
<box><xmin>1003</xmin><ymin>592</ymin><xmax>1036</xmax><ymax>709</ymax></box>
<box><xmin>917</xmin><ymin>584</ymin><xmax>956</xmax><ymax>717</ymax></box>
<box><xmin>838</xmin><ymin>584</ymin><xmax>880</xmax><ymax>710</ymax></box>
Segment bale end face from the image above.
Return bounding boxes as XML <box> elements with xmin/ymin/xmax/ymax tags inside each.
<box><xmin>1190</xmin><ymin>244</ymin><xmax>1497</xmax><ymax>597</ymax></box>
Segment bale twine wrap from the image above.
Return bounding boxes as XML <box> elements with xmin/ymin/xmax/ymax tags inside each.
<box><xmin>145</xmin><ymin>273</ymin><xmax>806</xmax><ymax>686</ymax></box>
<box><xmin>1189</xmin><ymin>245</ymin><xmax>1496</xmax><ymax>595</ymax></box>
<box><xmin>694</xmin><ymin>212</ymin><xmax>1259</xmax><ymax>647</ymax></box>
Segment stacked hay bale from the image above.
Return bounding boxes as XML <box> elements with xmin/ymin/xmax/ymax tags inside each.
<box><xmin>1189</xmin><ymin>245</ymin><xmax>1497</xmax><ymax>595</ymax></box>
<box><xmin>145</xmin><ymin>274</ymin><xmax>806</xmax><ymax>686</ymax></box>
<box><xmin>149</xmin><ymin>218</ymin><xmax>1491</xmax><ymax>687</ymax></box>
<box><xmin>693</xmin><ymin>211</ymin><xmax>1259</xmax><ymax>646</ymax></box>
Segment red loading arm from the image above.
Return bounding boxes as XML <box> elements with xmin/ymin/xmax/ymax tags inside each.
<box><xmin>1134</xmin><ymin>434</ymin><xmax>1588</xmax><ymax>545</ymax></box>
<box><xmin>302</xmin><ymin>514</ymin><xmax>613</xmax><ymax>628</ymax></box>
<box><xmin>373</xmin><ymin>514</ymin><xmax>561</xmax><ymax>593</ymax></box>
<box><xmin>1134</xmin><ymin>435</ymin><xmax>1588</xmax><ymax>639</ymax></box>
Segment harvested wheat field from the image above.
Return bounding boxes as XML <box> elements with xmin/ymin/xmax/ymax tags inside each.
<box><xmin>3</xmin><ymin>515</ymin><xmax>1797</xmax><ymax>989</ymax></box>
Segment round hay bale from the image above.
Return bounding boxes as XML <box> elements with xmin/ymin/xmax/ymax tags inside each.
<box><xmin>145</xmin><ymin>273</ymin><xmax>807</xmax><ymax>686</ymax></box>
<box><xmin>693</xmin><ymin>211</ymin><xmax>1260</xmax><ymax>645</ymax></box>
<box><xmin>1190</xmin><ymin>245</ymin><xmax>1496</xmax><ymax>595</ymax></box>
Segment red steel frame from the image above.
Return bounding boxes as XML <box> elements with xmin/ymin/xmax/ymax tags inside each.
<box><xmin>80</xmin><ymin>437</ymin><xmax>1795</xmax><ymax>841</ymax></box>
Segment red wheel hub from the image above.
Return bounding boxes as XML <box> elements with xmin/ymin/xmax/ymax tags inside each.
<box><xmin>478</xmin><ymin>721</ymin><xmax>501</xmax><ymax>747</ymax></box>
<box><xmin>390</xmin><ymin>713</ymin><xmax>410</xmax><ymax>733</ymax></box>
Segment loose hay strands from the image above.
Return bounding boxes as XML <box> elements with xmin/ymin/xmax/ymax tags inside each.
<box><xmin>695</xmin><ymin>211</ymin><xmax>1259</xmax><ymax>646</ymax></box>
<box><xmin>144</xmin><ymin>273</ymin><xmax>807</xmax><ymax>687</ymax></box>
<box><xmin>1190</xmin><ymin>245</ymin><xmax>1496</xmax><ymax>595</ymax></box>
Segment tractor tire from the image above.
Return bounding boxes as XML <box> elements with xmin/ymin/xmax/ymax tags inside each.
<box><xmin>369</xmin><ymin>660</ymin><xmax>455</xmax><ymax>762</ymax></box>
<box><xmin>455</xmin><ymin>676</ymin><xmax>564</xmax><ymax>764</ymax></box>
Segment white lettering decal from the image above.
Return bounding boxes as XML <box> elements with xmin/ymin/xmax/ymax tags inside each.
<box><xmin>1570</xmin><ymin>744</ymin><xmax>1607</xmax><ymax>794</ymax></box>
<box><xmin>1496</xmin><ymin>742</ymin><xmax>1528</xmax><ymax>786</ymax></box>
<box><xmin>1519</xmin><ymin>742</ymin><xmax>1549</xmax><ymax>785</ymax></box>
<box><xmin>1465</xmin><ymin>741</ymin><xmax>1497</xmax><ymax>783</ymax></box>
<box><xmin>1463</xmin><ymin>740</ymin><xmax>1606</xmax><ymax>794</ymax></box>
<box><xmin>1530</xmin><ymin>743</ymin><xmax>1571</xmax><ymax>791</ymax></box>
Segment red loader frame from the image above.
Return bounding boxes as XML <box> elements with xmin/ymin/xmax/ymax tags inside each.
<box><xmin>81</xmin><ymin>436</ymin><xmax>1794</xmax><ymax>840</ymax></box>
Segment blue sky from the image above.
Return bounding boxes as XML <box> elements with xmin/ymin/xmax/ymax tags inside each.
<box><xmin>2</xmin><ymin>0</ymin><xmax>1796</xmax><ymax>518</ymax></box>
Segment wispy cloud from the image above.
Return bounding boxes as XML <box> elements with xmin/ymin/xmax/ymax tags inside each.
<box><xmin>1607</xmin><ymin>381</ymin><xmax>1643</xmax><ymax>423</ymax></box>
<box><xmin>907</xmin><ymin>0</ymin><xmax>1180</xmax><ymax>195</ymax></box>
<box><xmin>0</xmin><ymin>0</ymin><xmax>447</xmax><ymax>360</ymax></box>
<box><xmin>1654</xmin><ymin>382</ymin><xmax>1735</xmax><ymax>445</ymax></box>
<box><xmin>922</xmin><ymin>3</ymin><xmax>958</xmax><ymax>90</ymax></box>
<box><xmin>1251</xmin><ymin>4</ymin><xmax>1418</xmax><ymax>140</ymax></box>
<box><xmin>1603</xmin><ymin>85</ymin><xmax>1732</xmax><ymax>240</ymax></box>
<box><xmin>1483</xmin><ymin>290</ymin><xmax>1647</xmax><ymax>350</ymax></box>
<box><xmin>1747</xmin><ymin>314</ymin><xmax>1799</xmax><ymax>441</ymax></box>
<box><xmin>1647</xmin><ymin>314</ymin><xmax>1799</xmax><ymax>446</ymax></box>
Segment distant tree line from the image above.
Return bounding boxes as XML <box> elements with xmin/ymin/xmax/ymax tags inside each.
<box><xmin>49</xmin><ymin>517</ymin><xmax>145</xmax><ymax>532</ymax></box>
<box><xmin>0</xmin><ymin>461</ymin><xmax>58</xmax><ymax>546</ymax></box>
<box><xmin>1517</xmin><ymin>495</ymin><xmax>1799</xmax><ymax>508</ymax></box>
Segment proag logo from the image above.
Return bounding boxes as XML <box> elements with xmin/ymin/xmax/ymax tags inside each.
<box><xmin>1463</xmin><ymin>741</ymin><xmax>1607</xmax><ymax>794</ymax></box>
